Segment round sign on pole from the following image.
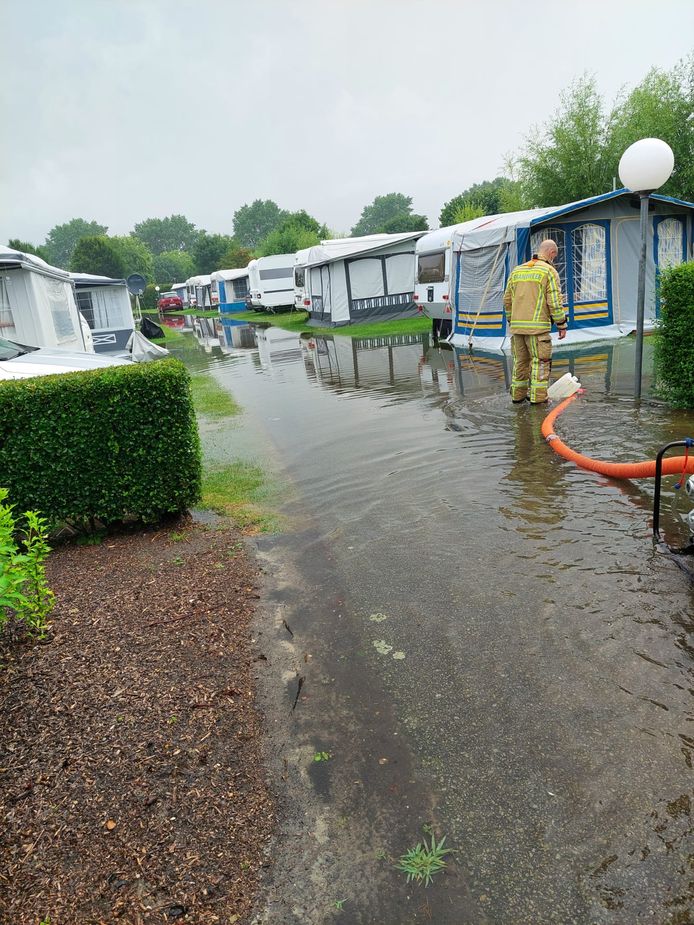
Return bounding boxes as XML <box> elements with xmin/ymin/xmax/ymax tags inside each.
<box><xmin>126</xmin><ymin>273</ymin><xmax>147</xmax><ymax>296</ymax></box>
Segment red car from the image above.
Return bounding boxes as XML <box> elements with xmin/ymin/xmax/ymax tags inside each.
<box><xmin>157</xmin><ymin>291</ymin><xmax>183</xmax><ymax>312</ymax></box>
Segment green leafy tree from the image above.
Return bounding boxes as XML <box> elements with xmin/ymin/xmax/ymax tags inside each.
<box><xmin>153</xmin><ymin>250</ymin><xmax>195</xmax><ymax>284</ymax></box>
<box><xmin>233</xmin><ymin>199</ymin><xmax>288</xmax><ymax>250</ymax></box>
<box><xmin>110</xmin><ymin>235</ymin><xmax>154</xmax><ymax>282</ymax></box>
<box><xmin>381</xmin><ymin>213</ymin><xmax>429</xmax><ymax>233</ymax></box>
<box><xmin>44</xmin><ymin>218</ymin><xmax>108</xmax><ymax>268</ymax></box>
<box><xmin>439</xmin><ymin>178</ymin><xmax>509</xmax><ymax>225</ymax></box>
<box><xmin>7</xmin><ymin>239</ymin><xmax>48</xmax><ymax>260</ymax></box>
<box><xmin>132</xmin><ymin>215</ymin><xmax>199</xmax><ymax>255</ymax></box>
<box><xmin>69</xmin><ymin>236</ymin><xmax>127</xmax><ymax>278</ymax></box>
<box><xmin>351</xmin><ymin>193</ymin><xmax>415</xmax><ymax>236</ymax></box>
<box><xmin>257</xmin><ymin>209</ymin><xmax>331</xmax><ymax>256</ymax></box>
<box><xmin>516</xmin><ymin>75</ymin><xmax>616</xmax><ymax>207</ymax></box>
<box><xmin>609</xmin><ymin>57</ymin><xmax>694</xmax><ymax>201</ymax></box>
<box><xmin>219</xmin><ymin>241</ymin><xmax>254</xmax><ymax>269</ymax></box>
<box><xmin>193</xmin><ymin>232</ymin><xmax>236</xmax><ymax>275</ymax></box>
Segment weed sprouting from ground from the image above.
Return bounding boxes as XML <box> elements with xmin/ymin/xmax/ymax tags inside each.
<box><xmin>200</xmin><ymin>461</ymin><xmax>278</xmax><ymax>533</ymax></box>
<box><xmin>396</xmin><ymin>833</ymin><xmax>450</xmax><ymax>886</ymax></box>
<box><xmin>189</xmin><ymin>372</ymin><xmax>242</xmax><ymax>419</ymax></box>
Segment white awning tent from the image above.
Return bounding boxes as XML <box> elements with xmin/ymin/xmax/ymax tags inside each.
<box><xmin>0</xmin><ymin>246</ymin><xmax>92</xmax><ymax>352</ymax></box>
<box><xmin>447</xmin><ymin>189</ymin><xmax>694</xmax><ymax>352</ymax></box>
<box><xmin>185</xmin><ymin>274</ymin><xmax>212</xmax><ymax>309</ymax></box>
<box><xmin>69</xmin><ymin>272</ymin><xmax>135</xmax><ymax>353</ymax></box>
<box><xmin>303</xmin><ymin>231</ymin><xmax>426</xmax><ymax>326</ymax></box>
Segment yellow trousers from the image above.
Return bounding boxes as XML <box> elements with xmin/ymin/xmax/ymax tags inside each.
<box><xmin>511</xmin><ymin>333</ymin><xmax>552</xmax><ymax>403</ymax></box>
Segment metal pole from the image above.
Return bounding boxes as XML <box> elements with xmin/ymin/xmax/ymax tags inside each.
<box><xmin>634</xmin><ymin>191</ymin><xmax>651</xmax><ymax>400</ymax></box>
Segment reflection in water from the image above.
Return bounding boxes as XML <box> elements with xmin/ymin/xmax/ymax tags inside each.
<box><xmin>181</xmin><ymin>323</ymin><xmax>694</xmax><ymax>923</ymax></box>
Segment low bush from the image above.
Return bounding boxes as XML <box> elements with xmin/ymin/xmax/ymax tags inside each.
<box><xmin>0</xmin><ymin>358</ymin><xmax>202</xmax><ymax>528</ymax></box>
<box><xmin>654</xmin><ymin>261</ymin><xmax>694</xmax><ymax>409</ymax></box>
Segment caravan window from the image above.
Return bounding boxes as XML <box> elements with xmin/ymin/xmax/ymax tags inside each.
<box><xmin>232</xmin><ymin>276</ymin><xmax>250</xmax><ymax>300</ymax></box>
<box><xmin>76</xmin><ymin>288</ymin><xmax>129</xmax><ymax>331</ymax></box>
<box><xmin>0</xmin><ymin>276</ymin><xmax>16</xmax><ymax>338</ymax></box>
<box><xmin>657</xmin><ymin>217</ymin><xmax>685</xmax><ymax>269</ymax></box>
<box><xmin>47</xmin><ymin>279</ymin><xmax>75</xmax><ymax>342</ymax></box>
<box><xmin>259</xmin><ymin>266</ymin><xmax>293</xmax><ymax>280</ymax></box>
<box><xmin>294</xmin><ymin>266</ymin><xmax>305</xmax><ymax>288</ymax></box>
<box><xmin>530</xmin><ymin>227</ymin><xmax>567</xmax><ymax>300</ymax></box>
<box><xmin>572</xmin><ymin>224</ymin><xmax>607</xmax><ymax>303</ymax></box>
<box><xmin>418</xmin><ymin>251</ymin><xmax>445</xmax><ymax>283</ymax></box>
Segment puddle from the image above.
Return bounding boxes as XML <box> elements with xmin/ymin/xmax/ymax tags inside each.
<box><xmin>171</xmin><ymin>325</ymin><xmax>694</xmax><ymax>924</ymax></box>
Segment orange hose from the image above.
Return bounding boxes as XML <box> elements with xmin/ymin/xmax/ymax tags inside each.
<box><xmin>541</xmin><ymin>394</ymin><xmax>694</xmax><ymax>480</ymax></box>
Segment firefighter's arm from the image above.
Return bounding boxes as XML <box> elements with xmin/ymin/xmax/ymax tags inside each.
<box><xmin>545</xmin><ymin>269</ymin><xmax>567</xmax><ymax>331</ymax></box>
<box><xmin>503</xmin><ymin>277</ymin><xmax>514</xmax><ymax>323</ymax></box>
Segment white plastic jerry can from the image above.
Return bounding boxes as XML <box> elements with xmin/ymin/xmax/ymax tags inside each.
<box><xmin>547</xmin><ymin>372</ymin><xmax>581</xmax><ymax>400</ymax></box>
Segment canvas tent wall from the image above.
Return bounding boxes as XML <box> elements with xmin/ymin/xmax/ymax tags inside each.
<box><xmin>185</xmin><ymin>274</ymin><xmax>213</xmax><ymax>309</ymax></box>
<box><xmin>0</xmin><ymin>246</ymin><xmax>92</xmax><ymax>352</ymax></box>
<box><xmin>448</xmin><ymin>190</ymin><xmax>694</xmax><ymax>352</ymax></box>
<box><xmin>211</xmin><ymin>268</ymin><xmax>251</xmax><ymax>313</ymax></box>
<box><xmin>70</xmin><ymin>273</ymin><xmax>135</xmax><ymax>353</ymax></box>
<box><xmin>303</xmin><ymin>231</ymin><xmax>425</xmax><ymax>326</ymax></box>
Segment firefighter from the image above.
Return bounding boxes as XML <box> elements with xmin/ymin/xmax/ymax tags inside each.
<box><xmin>503</xmin><ymin>239</ymin><xmax>567</xmax><ymax>404</ymax></box>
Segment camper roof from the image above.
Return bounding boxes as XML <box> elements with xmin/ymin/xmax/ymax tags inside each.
<box><xmin>0</xmin><ymin>245</ymin><xmax>71</xmax><ymax>280</ymax></box>
<box><xmin>304</xmin><ymin>231</ymin><xmax>425</xmax><ymax>268</ymax></box>
<box><xmin>211</xmin><ymin>267</ymin><xmax>250</xmax><ymax>282</ymax></box>
<box><xmin>69</xmin><ymin>272</ymin><xmax>127</xmax><ymax>287</ymax></box>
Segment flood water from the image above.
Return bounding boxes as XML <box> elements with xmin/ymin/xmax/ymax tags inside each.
<box><xmin>172</xmin><ymin>318</ymin><xmax>693</xmax><ymax>924</ymax></box>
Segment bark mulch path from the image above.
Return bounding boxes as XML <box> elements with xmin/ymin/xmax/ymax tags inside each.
<box><xmin>0</xmin><ymin>520</ymin><xmax>275</xmax><ymax>925</ymax></box>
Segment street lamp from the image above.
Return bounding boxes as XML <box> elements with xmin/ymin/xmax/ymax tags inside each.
<box><xmin>618</xmin><ymin>138</ymin><xmax>674</xmax><ymax>399</ymax></box>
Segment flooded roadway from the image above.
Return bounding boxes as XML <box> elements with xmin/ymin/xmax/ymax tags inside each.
<box><xmin>172</xmin><ymin>319</ymin><xmax>693</xmax><ymax>924</ymax></box>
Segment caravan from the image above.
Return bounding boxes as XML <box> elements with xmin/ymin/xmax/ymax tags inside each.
<box><xmin>414</xmin><ymin>224</ymin><xmax>475</xmax><ymax>337</ymax></box>
<box><xmin>70</xmin><ymin>273</ymin><xmax>135</xmax><ymax>352</ymax></box>
<box><xmin>211</xmin><ymin>268</ymin><xmax>251</xmax><ymax>313</ymax></box>
<box><xmin>0</xmin><ymin>246</ymin><xmax>93</xmax><ymax>352</ymax></box>
<box><xmin>185</xmin><ymin>274</ymin><xmax>213</xmax><ymax>310</ymax></box>
<box><xmin>248</xmin><ymin>254</ymin><xmax>295</xmax><ymax>312</ymax></box>
<box><xmin>446</xmin><ymin>190</ymin><xmax>694</xmax><ymax>352</ymax></box>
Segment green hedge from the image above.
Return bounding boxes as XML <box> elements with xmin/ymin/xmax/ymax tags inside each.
<box><xmin>0</xmin><ymin>358</ymin><xmax>201</xmax><ymax>526</ymax></box>
<box><xmin>654</xmin><ymin>261</ymin><xmax>694</xmax><ymax>409</ymax></box>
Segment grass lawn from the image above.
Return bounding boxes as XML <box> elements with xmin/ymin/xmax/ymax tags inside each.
<box><xmin>223</xmin><ymin>310</ymin><xmax>432</xmax><ymax>339</ymax></box>
<box><xmin>189</xmin><ymin>372</ymin><xmax>242</xmax><ymax>418</ymax></box>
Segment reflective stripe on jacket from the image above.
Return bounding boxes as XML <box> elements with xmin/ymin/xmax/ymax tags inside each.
<box><xmin>503</xmin><ymin>258</ymin><xmax>567</xmax><ymax>334</ymax></box>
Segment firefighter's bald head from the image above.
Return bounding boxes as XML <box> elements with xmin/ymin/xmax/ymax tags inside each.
<box><xmin>538</xmin><ymin>239</ymin><xmax>559</xmax><ymax>261</ymax></box>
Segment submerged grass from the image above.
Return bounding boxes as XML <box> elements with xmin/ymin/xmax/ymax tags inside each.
<box><xmin>189</xmin><ymin>372</ymin><xmax>241</xmax><ymax>418</ymax></box>
<box><xmin>200</xmin><ymin>461</ymin><xmax>277</xmax><ymax>533</ymax></box>
<box><xmin>225</xmin><ymin>310</ymin><xmax>431</xmax><ymax>339</ymax></box>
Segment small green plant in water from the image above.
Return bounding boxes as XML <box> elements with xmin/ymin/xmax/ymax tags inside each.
<box><xmin>396</xmin><ymin>833</ymin><xmax>450</xmax><ymax>886</ymax></box>
<box><xmin>313</xmin><ymin>751</ymin><xmax>331</xmax><ymax>762</ymax></box>
<box><xmin>333</xmin><ymin>899</ymin><xmax>346</xmax><ymax>910</ymax></box>
<box><xmin>170</xmin><ymin>531</ymin><xmax>186</xmax><ymax>542</ymax></box>
<box><xmin>0</xmin><ymin>490</ymin><xmax>55</xmax><ymax>638</ymax></box>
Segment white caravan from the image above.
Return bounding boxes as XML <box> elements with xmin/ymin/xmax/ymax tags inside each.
<box><xmin>248</xmin><ymin>254</ymin><xmax>296</xmax><ymax>311</ymax></box>
<box><xmin>185</xmin><ymin>274</ymin><xmax>213</xmax><ymax>309</ymax></box>
<box><xmin>0</xmin><ymin>246</ymin><xmax>93</xmax><ymax>352</ymax></box>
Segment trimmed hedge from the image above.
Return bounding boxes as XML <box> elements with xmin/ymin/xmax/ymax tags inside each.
<box><xmin>654</xmin><ymin>261</ymin><xmax>694</xmax><ymax>409</ymax></box>
<box><xmin>0</xmin><ymin>358</ymin><xmax>202</xmax><ymax>526</ymax></box>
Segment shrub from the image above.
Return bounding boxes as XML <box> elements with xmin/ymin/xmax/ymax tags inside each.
<box><xmin>0</xmin><ymin>489</ymin><xmax>54</xmax><ymax>637</ymax></box>
<box><xmin>654</xmin><ymin>261</ymin><xmax>694</xmax><ymax>409</ymax></box>
<box><xmin>0</xmin><ymin>359</ymin><xmax>202</xmax><ymax>528</ymax></box>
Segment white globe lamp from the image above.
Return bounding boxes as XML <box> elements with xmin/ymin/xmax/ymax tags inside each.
<box><xmin>619</xmin><ymin>139</ymin><xmax>675</xmax><ymax>400</ymax></box>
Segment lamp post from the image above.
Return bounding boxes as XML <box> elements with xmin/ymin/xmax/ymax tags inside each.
<box><xmin>618</xmin><ymin>138</ymin><xmax>674</xmax><ymax>399</ymax></box>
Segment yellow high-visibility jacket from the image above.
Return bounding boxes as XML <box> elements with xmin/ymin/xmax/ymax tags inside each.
<box><xmin>503</xmin><ymin>257</ymin><xmax>567</xmax><ymax>335</ymax></box>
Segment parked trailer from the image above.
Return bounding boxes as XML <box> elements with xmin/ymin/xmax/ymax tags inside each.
<box><xmin>70</xmin><ymin>273</ymin><xmax>135</xmax><ymax>353</ymax></box>
<box><xmin>248</xmin><ymin>254</ymin><xmax>295</xmax><ymax>312</ymax></box>
<box><xmin>414</xmin><ymin>224</ymin><xmax>473</xmax><ymax>337</ymax></box>
<box><xmin>0</xmin><ymin>246</ymin><xmax>93</xmax><ymax>352</ymax></box>
<box><xmin>211</xmin><ymin>268</ymin><xmax>251</xmax><ymax>313</ymax></box>
<box><xmin>185</xmin><ymin>274</ymin><xmax>213</xmax><ymax>310</ymax></box>
<box><xmin>293</xmin><ymin>235</ymin><xmax>393</xmax><ymax>312</ymax></box>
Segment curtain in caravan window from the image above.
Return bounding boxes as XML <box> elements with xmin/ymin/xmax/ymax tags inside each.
<box><xmin>385</xmin><ymin>253</ymin><xmax>415</xmax><ymax>295</ymax></box>
<box><xmin>320</xmin><ymin>266</ymin><xmax>331</xmax><ymax>317</ymax></box>
<box><xmin>572</xmin><ymin>224</ymin><xmax>607</xmax><ymax>303</ymax></box>
<box><xmin>657</xmin><ymin>217</ymin><xmax>685</xmax><ymax>269</ymax></box>
<box><xmin>348</xmin><ymin>258</ymin><xmax>385</xmax><ymax>300</ymax></box>
<box><xmin>0</xmin><ymin>275</ymin><xmax>17</xmax><ymax>339</ymax></box>
<box><xmin>458</xmin><ymin>245</ymin><xmax>507</xmax><ymax>314</ymax></box>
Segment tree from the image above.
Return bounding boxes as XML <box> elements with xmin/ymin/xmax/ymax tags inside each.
<box><xmin>44</xmin><ymin>218</ymin><xmax>108</xmax><ymax>268</ymax></box>
<box><xmin>192</xmin><ymin>232</ymin><xmax>236</xmax><ymax>275</ymax></box>
<box><xmin>153</xmin><ymin>250</ymin><xmax>195</xmax><ymax>284</ymax></box>
<box><xmin>7</xmin><ymin>239</ymin><xmax>48</xmax><ymax>260</ymax></box>
<box><xmin>351</xmin><ymin>193</ymin><xmax>415</xmax><ymax>236</ymax></box>
<box><xmin>233</xmin><ymin>200</ymin><xmax>288</xmax><ymax>250</ymax></box>
<box><xmin>516</xmin><ymin>75</ymin><xmax>616</xmax><ymax>207</ymax></box>
<box><xmin>609</xmin><ymin>57</ymin><xmax>694</xmax><ymax>201</ymax></box>
<box><xmin>257</xmin><ymin>209</ymin><xmax>331</xmax><ymax>256</ymax></box>
<box><xmin>439</xmin><ymin>178</ymin><xmax>508</xmax><ymax>226</ymax></box>
<box><xmin>132</xmin><ymin>215</ymin><xmax>199</xmax><ymax>255</ymax></box>
<box><xmin>69</xmin><ymin>236</ymin><xmax>126</xmax><ymax>278</ymax></box>
<box><xmin>381</xmin><ymin>213</ymin><xmax>429</xmax><ymax>233</ymax></box>
<box><xmin>109</xmin><ymin>235</ymin><xmax>154</xmax><ymax>282</ymax></box>
<box><xmin>219</xmin><ymin>241</ymin><xmax>254</xmax><ymax>270</ymax></box>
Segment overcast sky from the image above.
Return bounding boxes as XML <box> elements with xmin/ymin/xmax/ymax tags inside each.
<box><xmin>2</xmin><ymin>0</ymin><xmax>692</xmax><ymax>244</ymax></box>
